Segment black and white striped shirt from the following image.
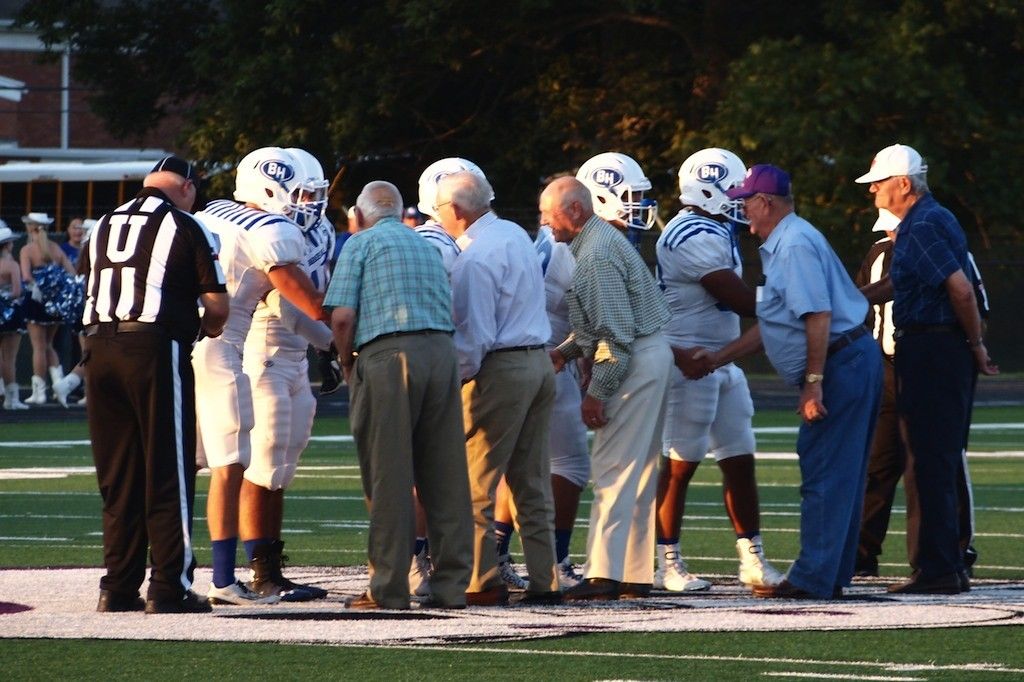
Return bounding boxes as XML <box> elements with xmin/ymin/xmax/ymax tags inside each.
<box><xmin>80</xmin><ymin>188</ymin><xmax>226</xmax><ymax>342</ymax></box>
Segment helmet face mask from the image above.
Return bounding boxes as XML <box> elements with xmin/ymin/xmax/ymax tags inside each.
<box><xmin>677</xmin><ymin>148</ymin><xmax>748</xmax><ymax>224</ymax></box>
<box><xmin>417</xmin><ymin>157</ymin><xmax>491</xmax><ymax>220</ymax></box>
<box><xmin>285</xmin><ymin>147</ymin><xmax>329</xmax><ymax>231</ymax></box>
<box><xmin>576</xmin><ymin>152</ymin><xmax>657</xmax><ymax>230</ymax></box>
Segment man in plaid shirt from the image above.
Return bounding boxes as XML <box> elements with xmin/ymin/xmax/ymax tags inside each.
<box><xmin>540</xmin><ymin>176</ymin><xmax>673</xmax><ymax>601</ymax></box>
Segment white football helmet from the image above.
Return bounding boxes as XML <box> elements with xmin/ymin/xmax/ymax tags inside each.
<box><xmin>576</xmin><ymin>152</ymin><xmax>657</xmax><ymax>230</ymax></box>
<box><xmin>417</xmin><ymin>157</ymin><xmax>492</xmax><ymax>219</ymax></box>
<box><xmin>677</xmin><ymin>148</ymin><xmax>748</xmax><ymax>223</ymax></box>
<box><xmin>285</xmin><ymin>147</ymin><xmax>329</xmax><ymax>231</ymax></box>
<box><xmin>234</xmin><ymin>146</ymin><xmax>319</xmax><ymax>223</ymax></box>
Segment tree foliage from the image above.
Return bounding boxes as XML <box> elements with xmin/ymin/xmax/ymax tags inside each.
<box><xmin>17</xmin><ymin>0</ymin><xmax>1023</xmax><ymax>253</ymax></box>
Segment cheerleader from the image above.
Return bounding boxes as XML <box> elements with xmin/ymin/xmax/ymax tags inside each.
<box><xmin>18</xmin><ymin>212</ymin><xmax>76</xmax><ymax>405</ymax></box>
<box><xmin>0</xmin><ymin>221</ymin><xmax>28</xmax><ymax>409</ymax></box>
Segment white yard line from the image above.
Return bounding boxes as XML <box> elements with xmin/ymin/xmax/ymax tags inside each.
<box><xmin>386</xmin><ymin>644</ymin><xmax>1024</xmax><ymax>676</ymax></box>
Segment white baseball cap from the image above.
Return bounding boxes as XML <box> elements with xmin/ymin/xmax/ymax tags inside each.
<box><xmin>855</xmin><ymin>144</ymin><xmax>928</xmax><ymax>184</ymax></box>
<box><xmin>22</xmin><ymin>211</ymin><xmax>55</xmax><ymax>226</ymax></box>
<box><xmin>871</xmin><ymin>208</ymin><xmax>901</xmax><ymax>233</ymax></box>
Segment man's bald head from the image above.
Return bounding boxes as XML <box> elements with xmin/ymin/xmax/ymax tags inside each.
<box><xmin>539</xmin><ymin>176</ymin><xmax>593</xmax><ymax>243</ymax></box>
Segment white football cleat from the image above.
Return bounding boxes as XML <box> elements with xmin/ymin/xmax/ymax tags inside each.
<box><xmin>655</xmin><ymin>551</ymin><xmax>711</xmax><ymax>592</ymax></box>
<box><xmin>208</xmin><ymin>580</ymin><xmax>281</xmax><ymax>606</ymax></box>
<box><xmin>497</xmin><ymin>554</ymin><xmax>528</xmax><ymax>590</ymax></box>
<box><xmin>557</xmin><ymin>556</ymin><xmax>582</xmax><ymax>590</ymax></box>
<box><xmin>737</xmin><ymin>536</ymin><xmax>785</xmax><ymax>587</ymax></box>
<box><xmin>408</xmin><ymin>548</ymin><xmax>432</xmax><ymax>598</ymax></box>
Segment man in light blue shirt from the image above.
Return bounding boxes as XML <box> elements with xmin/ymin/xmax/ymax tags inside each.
<box><xmin>435</xmin><ymin>170</ymin><xmax>559</xmax><ymax>606</ymax></box>
<box><xmin>708</xmin><ymin>165</ymin><xmax>881</xmax><ymax>599</ymax></box>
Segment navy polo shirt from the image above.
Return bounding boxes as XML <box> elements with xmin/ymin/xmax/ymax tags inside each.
<box><xmin>890</xmin><ymin>193</ymin><xmax>969</xmax><ymax>328</ymax></box>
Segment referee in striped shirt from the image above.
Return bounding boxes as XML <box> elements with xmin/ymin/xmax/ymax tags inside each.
<box><xmin>80</xmin><ymin>156</ymin><xmax>228</xmax><ymax>614</ymax></box>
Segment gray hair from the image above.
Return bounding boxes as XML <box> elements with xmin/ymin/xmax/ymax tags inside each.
<box><xmin>909</xmin><ymin>172</ymin><xmax>930</xmax><ymax>194</ymax></box>
<box><xmin>436</xmin><ymin>171</ymin><xmax>493</xmax><ymax>214</ymax></box>
<box><xmin>356</xmin><ymin>181</ymin><xmax>403</xmax><ymax>225</ymax></box>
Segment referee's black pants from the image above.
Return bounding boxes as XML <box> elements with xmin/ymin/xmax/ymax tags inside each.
<box><xmin>84</xmin><ymin>329</ymin><xmax>198</xmax><ymax>602</ymax></box>
<box><xmin>895</xmin><ymin>330</ymin><xmax>976</xmax><ymax>580</ymax></box>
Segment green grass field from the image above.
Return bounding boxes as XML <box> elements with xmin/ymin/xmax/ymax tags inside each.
<box><xmin>2</xmin><ymin>406</ymin><xmax>1022</xmax><ymax>680</ymax></box>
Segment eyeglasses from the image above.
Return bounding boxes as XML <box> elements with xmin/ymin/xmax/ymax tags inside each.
<box><xmin>432</xmin><ymin>200</ymin><xmax>452</xmax><ymax>214</ymax></box>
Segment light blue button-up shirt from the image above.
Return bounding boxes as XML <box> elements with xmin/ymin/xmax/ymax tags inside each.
<box><xmin>757</xmin><ymin>212</ymin><xmax>868</xmax><ymax>385</ymax></box>
<box><xmin>451</xmin><ymin>211</ymin><xmax>550</xmax><ymax>380</ymax></box>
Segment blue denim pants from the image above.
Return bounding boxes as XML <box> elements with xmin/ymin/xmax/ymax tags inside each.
<box><xmin>786</xmin><ymin>334</ymin><xmax>882</xmax><ymax>597</ymax></box>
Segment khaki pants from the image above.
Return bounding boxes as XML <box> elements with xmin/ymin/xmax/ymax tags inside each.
<box><xmin>462</xmin><ymin>348</ymin><xmax>557</xmax><ymax>593</ymax></box>
<box><xmin>583</xmin><ymin>333</ymin><xmax>672</xmax><ymax>584</ymax></box>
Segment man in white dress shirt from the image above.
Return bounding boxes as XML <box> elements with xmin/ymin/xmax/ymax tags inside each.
<box><xmin>435</xmin><ymin>170</ymin><xmax>559</xmax><ymax>606</ymax></box>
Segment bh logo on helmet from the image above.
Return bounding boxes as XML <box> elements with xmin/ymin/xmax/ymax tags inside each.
<box><xmin>590</xmin><ymin>168</ymin><xmax>623</xmax><ymax>188</ymax></box>
<box><xmin>259</xmin><ymin>160</ymin><xmax>295</xmax><ymax>184</ymax></box>
<box><xmin>696</xmin><ymin>163</ymin><xmax>728</xmax><ymax>184</ymax></box>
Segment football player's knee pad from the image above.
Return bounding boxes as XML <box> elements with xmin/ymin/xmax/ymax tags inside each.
<box><xmin>243</xmin><ymin>457</ymin><xmax>296</xmax><ymax>490</ymax></box>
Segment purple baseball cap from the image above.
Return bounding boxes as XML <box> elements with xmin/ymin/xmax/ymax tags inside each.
<box><xmin>724</xmin><ymin>164</ymin><xmax>791</xmax><ymax>199</ymax></box>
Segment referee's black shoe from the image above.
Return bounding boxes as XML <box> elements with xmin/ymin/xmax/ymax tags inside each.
<box><xmin>144</xmin><ymin>590</ymin><xmax>213</xmax><ymax>614</ymax></box>
<box><xmin>96</xmin><ymin>590</ymin><xmax>145</xmax><ymax>613</ymax></box>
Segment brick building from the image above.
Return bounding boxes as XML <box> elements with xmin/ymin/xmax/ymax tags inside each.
<box><xmin>0</xmin><ymin>8</ymin><xmax>182</xmax><ymax>231</ymax></box>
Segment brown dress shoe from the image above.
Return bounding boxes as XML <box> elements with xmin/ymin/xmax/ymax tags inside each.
<box><xmin>563</xmin><ymin>578</ymin><xmax>620</xmax><ymax>601</ymax></box>
<box><xmin>752</xmin><ymin>579</ymin><xmax>821</xmax><ymax>599</ymax></box>
<box><xmin>618</xmin><ymin>582</ymin><xmax>652</xmax><ymax>599</ymax></box>
<box><xmin>465</xmin><ymin>585</ymin><xmax>509</xmax><ymax>606</ymax></box>
<box><xmin>346</xmin><ymin>591</ymin><xmax>380</xmax><ymax>609</ymax></box>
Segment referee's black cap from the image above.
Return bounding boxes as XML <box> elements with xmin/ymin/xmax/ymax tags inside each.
<box><xmin>151</xmin><ymin>156</ymin><xmax>199</xmax><ymax>186</ymax></box>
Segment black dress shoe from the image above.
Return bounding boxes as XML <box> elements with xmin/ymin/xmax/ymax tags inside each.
<box><xmin>752</xmin><ymin>579</ymin><xmax>821</xmax><ymax>600</ymax></box>
<box><xmin>887</xmin><ymin>572</ymin><xmax>962</xmax><ymax>595</ymax></box>
<box><xmin>418</xmin><ymin>597</ymin><xmax>466</xmax><ymax>610</ymax></box>
<box><xmin>958</xmin><ymin>571</ymin><xmax>971</xmax><ymax>593</ymax></box>
<box><xmin>563</xmin><ymin>578</ymin><xmax>620</xmax><ymax>601</ymax></box>
<box><xmin>144</xmin><ymin>590</ymin><xmax>212</xmax><ymax>614</ymax></box>
<box><xmin>618</xmin><ymin>582</ymin><xmax>652</xmax><ymax>599</ymax></box>
<box><xmin>465</xmin><ymin>584</ymin><xmax>509</xmax><ymax>606</ymax></box>
<box><xmin>512</xmin><ymin>591</ymin><xmax>563</xmax><ymax>606</ymax></box>
<box><xmin>96</xmin><ymin>590</ymin><xmax>144</xmax><ymax>613</ymax></box>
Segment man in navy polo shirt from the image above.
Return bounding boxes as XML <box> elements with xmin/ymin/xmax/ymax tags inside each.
<box><xmin>704</xmin><ymin>165</ymin><xmax>882</xmax><ymax>599</ymax></box>
<box><xmin>856</xmin><ymin>144</ymin><xmax>998</xmax><ymax>594</ymax></box>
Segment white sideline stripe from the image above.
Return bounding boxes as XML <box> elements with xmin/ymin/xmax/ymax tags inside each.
<box><xmin>0</xmin><ymin>535</ymin><xmax>69</xmax><ymax>541</ymax></box>
<box><xmin>387</xmin><ymin>645</ymin><xmax>1024</xmax><ymax>675</ymax></box>
<box><xmin>762</xmin><ymin>674</ymin><xmax>923</xmax><ymax>681</ymax></box>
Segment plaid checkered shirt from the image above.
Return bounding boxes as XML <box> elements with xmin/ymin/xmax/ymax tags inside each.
<box><xmin>556</xmin><ymin>214</ymin><xmax>670</xmax><ymax>401</ymax></box>
<box><xmin>324</xmin><ymin>217</ymin><xmax>453</xmax><ymax>349</ymax></box>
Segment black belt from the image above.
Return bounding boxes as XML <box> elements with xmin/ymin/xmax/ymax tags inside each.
<box><xmin>827</xmin><ymin>325</ymin><xmax>868</xmax><ymax>357</ymax></box>
<box><xmin>83</xmin><ymin>321</ymin><xmax>163</xmax><ymax>337</ymax></box>
<box><xmin>489</xmin><ymin>344</ymin><xmax>545</xmax><ymax>354</ymax></box>
<box><xmin>357</xmin><ymin>329</ymin><xmax>450</xmax><ymax>352</ymax></box>
<box><xmin>893</xmin><ymin>323</ymin><xmax>960</xmax><ymax>339</ymax></box>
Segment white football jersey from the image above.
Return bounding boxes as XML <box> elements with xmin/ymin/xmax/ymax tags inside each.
<box><xmin>535</xmin><ymin>225</ymin><xmax>575</xmax><ymax>346</ymax></box>
<box><xmin>247</xmin><ymin>215</ymin><xmax>335</xmax><ymax>353</ymax></box>
<box><xmin>655</xmin><ymin>209</ymin><xmax>742</xmax><ymax>349</ymax></box>
<box><xmin>194</xmin><ymin>199</ymin><xmax>305</xmax><ymax>348</ymax></box>
<box><xmin>415</xmin><ymin>221</ymin><xmax>460</xmax><ymax>274</ymax></box>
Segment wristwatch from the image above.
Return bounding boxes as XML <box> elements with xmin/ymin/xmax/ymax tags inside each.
<box><xmin>805</xmin><ymin>373</ymin><xmax>824</xmax><ymax>384</ymax></box>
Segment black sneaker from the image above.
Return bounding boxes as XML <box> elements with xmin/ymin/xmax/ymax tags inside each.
<box><xmin>96</xmin><ymin>590</ymin><xmax>145</xmax><ymax>613</ymax></box>
<box><xmin>145</xmin><ymin>590</ymin><xmax>213</xmax><ymax>614</ymax></box>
